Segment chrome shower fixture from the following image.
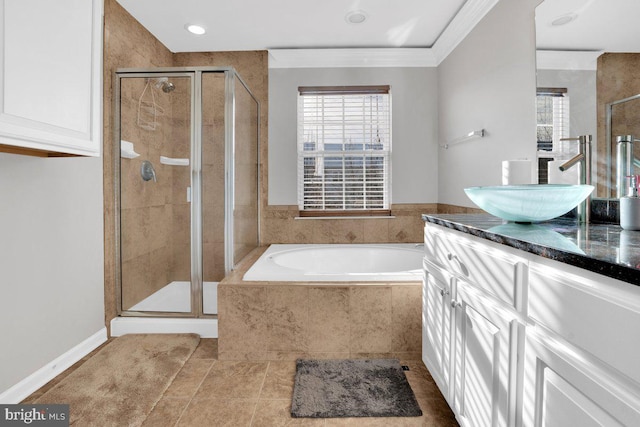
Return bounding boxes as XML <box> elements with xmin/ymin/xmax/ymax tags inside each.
<box><xmin>153</xmin><ymin>77</ymin><xmax>175</xmax><ymax>93</ymax></box>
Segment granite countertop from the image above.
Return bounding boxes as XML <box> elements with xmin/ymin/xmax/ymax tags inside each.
<box><xmin>422</xmin><ymin>213</ymin><xmax>640</xmax><ymax>286</ymax></box>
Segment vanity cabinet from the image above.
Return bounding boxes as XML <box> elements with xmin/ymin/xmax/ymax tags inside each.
<box><xmin>0</xmin><ymin>0</ymin><xmax>103</xmax><ymax>157</ymax></box>
<box><xmin>453</xmin><ymin>279</ymin><xmax>520</xmax><ymax>427</ymax></box>
<box><xmin>423</xmin><ymin>223</ymin><xmax>525</xmax><ymax>427</ymax></box>
<box><xmin>423</xmin><ymin>221</ymin><xmax>640</xmax><ymax>427</ymax></box>
<box><xmin>422</xmin><ymin>258</ymin><xmax>454</xmax><ymax>404</ymax></box>
<box><xmin>523</xmin><ymin>259</ymin><xmax>640</xmax><ymax>426</ymax></box>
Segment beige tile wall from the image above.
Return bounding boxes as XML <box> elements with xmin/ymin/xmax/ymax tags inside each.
<box><xmin>596</xmin><ymin>53</ymin><xmax>640</xmax><ymax>197</ymax></box>
<box><xmin>103</xmin><ymin>0</ymin><xmax>174</xmax><ymax>325</ymax></box>
<box><xmin>261</xmin><ymin>204</ymin><xmax>440</xmax><ymax>244</ymax></box>
<box><xmin>217</xmin><ymin>248</ymin><xmax>421</xmax><ymax>361</ymax></box>
<box><xmin>218</xmin><ymin>282</ymin><xmax>422</xmax><ymax>361</ymax></box>
<box><xmin>118</xmin><ymin>77</ymin><xmax>193</xmax><ymax>309</ymax></box>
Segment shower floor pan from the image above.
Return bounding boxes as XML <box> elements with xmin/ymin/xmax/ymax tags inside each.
<box><xmin>128</xmin><ymin>281</ymin><xmax>218</xmax><ymax>314</ymax></box>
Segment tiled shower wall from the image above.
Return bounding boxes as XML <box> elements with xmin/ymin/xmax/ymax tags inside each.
<box><xmin>103</xmin><ymin>0</ymin><xmax>174</xmax><ymax>325</ymax></box>
<box><xmin>118</xmin><ymin>78</ymin><xmax>192</xmax><ymax>309</ymax></box>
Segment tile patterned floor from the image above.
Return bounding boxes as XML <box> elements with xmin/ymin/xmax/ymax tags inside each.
<box><xmin>25</xmin><ymin>339</ymin><xmax>459</xmax><ymax>426</ymax></box>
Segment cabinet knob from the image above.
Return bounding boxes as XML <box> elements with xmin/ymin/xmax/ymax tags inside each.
<box><xmin>440</xmin><ymin>289</ymin><xmax>450</xmax><ymax>297</ymax></box>
<box><xmin>450</xmin><ymin>300</ymin><xmax>461</xmax><ymax>308</ymax></box>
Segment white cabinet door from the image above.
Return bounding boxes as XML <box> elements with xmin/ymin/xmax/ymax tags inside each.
<box><xmin>422</xmin><ymin>259</ymin><xmax>454</xmax><ymax>405</ymax></box>
<box><xmin>523</xmin><ymin>329</ymin><xmax>640</xmax><ymax>427</ymax></box>
<box><xmin>454</xmin><ymin>280</ymin><xmax>518</xmax><ymax>427</ymax></box>
<box><xmin>0</xmin><ymin>0</ymin><xmax>102</xmax><ymax>156</ymax></box>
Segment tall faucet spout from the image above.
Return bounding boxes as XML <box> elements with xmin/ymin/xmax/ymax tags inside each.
<box><xmin>559</xmin><ymin>153</ymin><xmax>585</xmax><ymax>171</ymax></box>
<box><xmin>557</xmin><ymin>134</ymin><xmax>592</xmax><ymax>223</ymax></box>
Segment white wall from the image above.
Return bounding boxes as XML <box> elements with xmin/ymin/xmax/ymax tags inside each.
<box><xmin>268</xmin><ymin>67</ymin><xmax>439</xmax><ymax>206</ymax></box>
<box><xmin>437</xmin><ymin>0</ymin><xmax>541</xmax><ymax>207</ymax></box>
<box><xmin>0</xmin><ymin>154</ymin><xmax>105</xmax><ymax>394</ymax></box>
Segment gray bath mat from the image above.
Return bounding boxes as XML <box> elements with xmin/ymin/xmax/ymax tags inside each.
<box><xmin>291</xmin><ymin>359</ymin><xmax>422</xmax><ymax>418</ymax></box>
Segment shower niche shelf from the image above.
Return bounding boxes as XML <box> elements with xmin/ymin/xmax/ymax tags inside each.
<box><xmin>0</xmin><ymin>0</ymin><xmax>102</xmax><ymax>158</ymax></box>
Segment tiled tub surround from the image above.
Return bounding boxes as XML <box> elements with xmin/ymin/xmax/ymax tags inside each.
<box><xmin>217</xmin><ymin>248</ymin><xmax>422</xmax><ymax>361</ymax></box>
<box><xmin>422</xmin><ymin>213</ymin><xmax>640</xmax><ymax>286</ymax></box>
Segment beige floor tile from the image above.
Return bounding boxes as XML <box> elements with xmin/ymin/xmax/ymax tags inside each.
<box><xmin>190</xmin><ymin>338</ymin><xmax>218</xmax><ymax>359</ymax></box>
<box><xmin>325</xmin><ymin>416</ymin><xmax>423</xmax><ymax>426</ymax></box>
<box><xmin>416</xmin><ymin>395</ymin><xmax>458</xmax><ymax>426</ymax></box>
<box><xmin>24</xmin><ymin>338</ymin><xmax>459</xmax><ymax>427</ymax></box>
<box><xmin>404</xmin><ymin>371</ymin><xmax>442</xmax><ymax>399</ymax></box>
<box><xmin>178</xmin><ymin>398</ymin><xmax>257</xmax><ymax>427</ymax></box>
<box><xmin>252</xmin><ymin>400</ymin><xmax>325</xmax><ymax>426</ymax></box>
<box><xmin>142</xmin><ymin>397</ymin><xmax>190</xmax><ymax>427</ymax></box>
<box><xmin>164</xmin><ymin>359</ymin><xmax>214</xmax><ymax>398</ymax></box>
<box><xmin>259</xmin><ymin>361</ymin><xmax>296</xmax><ymax>399</ymax></box>
<box><xmin>194</xmin><ymin>361</ymin><xmax>269</xmax><ymax>399</ymax></box>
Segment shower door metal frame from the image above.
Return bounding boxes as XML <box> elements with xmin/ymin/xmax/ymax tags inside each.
<box><xmin>113</xmin><ymin>66</ymin><xmax>260</xmax><ymax>319</ymax></box>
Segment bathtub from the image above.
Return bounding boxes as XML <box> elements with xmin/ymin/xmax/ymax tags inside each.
<box><xmin>243</xmin><ymin>243</ymin><xmax>424</xmax><ymax>282</ymax></box>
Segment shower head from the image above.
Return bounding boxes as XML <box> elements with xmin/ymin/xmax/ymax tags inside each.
<box><xmin>153</xmin><ymin>77</ymin><xmax>175</xmax><ymax>93</ymax></box>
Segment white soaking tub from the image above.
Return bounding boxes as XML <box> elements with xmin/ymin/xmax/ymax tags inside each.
<box><xmin>243</xmin><ymin>244</ymin><xmax>424</xmax><ymax>282</ymax></box>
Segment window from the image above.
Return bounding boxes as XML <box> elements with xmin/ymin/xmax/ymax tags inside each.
<box><xmin>537</xmin><ymin>88</ymin><xmax>569</xmax><ymax>183</ymax></box>
<box><xmin>297</xmin><ymin>85</ymin><xmax>391</xmax><ymax>216</ymax></box>
<box><xmin>536</xmin><ymin>88</ymin><xmax>569</xmax><ymax>152</ymax></box>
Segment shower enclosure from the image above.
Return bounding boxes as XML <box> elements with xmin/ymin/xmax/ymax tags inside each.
<box><xmin>606</xmin><ymin>93</ymin><xmax>640</xmax><ymax>198</ymax></box>
<box><xmin>114</xmin><ymin>67</ymin><xmax>259</xmax><ymax>318</ymax></box>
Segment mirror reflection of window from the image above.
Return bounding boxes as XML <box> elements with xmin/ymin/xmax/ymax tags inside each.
<box><xmin>537</xmin><ymin>88</ymin><xmax>569</xmax><ymax>183</ymax></box>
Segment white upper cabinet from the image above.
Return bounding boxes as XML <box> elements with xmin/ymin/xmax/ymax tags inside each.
<box><xmin>0</xmin><ymin>0</ymin><xmax>102</xmax><ymax>156</ymax></box>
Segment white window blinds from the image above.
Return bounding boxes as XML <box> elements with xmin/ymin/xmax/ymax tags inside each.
<box><xmin>536</xmin><ymin>88</ymin><xmax>569</xmax><ymax>154</ymax></box>
<box><xmin>297</xmin><ymin>86</ymin><xmax>391</xmax><ymax>213</ymax></box>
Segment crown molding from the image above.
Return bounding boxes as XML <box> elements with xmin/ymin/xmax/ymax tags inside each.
<box><xmin>268</xmin><ymin>0</ymin><xmax>498</xmax><ymax>69</ymax></box>
<box><xmin>268</xmin><ymin>48</ymin><xmax>438</xmax><ymax>69</ymax></box>
<box><xmin>536</xmin><ymin>50</ymin><xmax>603</xmax><ymax>71</ymax></box>
<box><xmin>431</xmin><ymin>0</ymin><xmax>500</xmax><ymax>64</ymax></box>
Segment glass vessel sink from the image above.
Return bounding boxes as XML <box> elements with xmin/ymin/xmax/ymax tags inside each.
<box><xmin>464</xmin><ymin>184</ymin><xmax>595</xmax><ymax>222</ymax></box>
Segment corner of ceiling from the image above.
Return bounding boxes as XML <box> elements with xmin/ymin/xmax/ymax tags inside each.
<box><xmin>431</xmin><ymin>0</ymin><xmax>500</xmax><ymax>65</ymax></box>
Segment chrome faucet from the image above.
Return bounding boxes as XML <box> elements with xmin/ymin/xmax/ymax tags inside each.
<box><xmin>559</xmin><ymin>134</ymin><xmax>592</xmax><ymax>223</ymax></box>
<box><xmin>615</xmin><ymin>135</ymin><xmax>640</xmax><ymax>199</ymax></box>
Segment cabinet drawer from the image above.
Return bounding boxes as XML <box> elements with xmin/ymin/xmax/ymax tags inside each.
<box><xmin>529</xmin><ymin>261</ymin><xmax>640</xmax><ymax>384</ymax></box>
<box><xmin>424</xmin><ymin>224</ymin><xmax>525</xmax><ymax>308</ymax></box>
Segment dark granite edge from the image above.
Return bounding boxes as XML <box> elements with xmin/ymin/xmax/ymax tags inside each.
<box><xmin>422</xmin><ymin>214</ymin><xmax>640</xmax><ymax>287</ymax></box>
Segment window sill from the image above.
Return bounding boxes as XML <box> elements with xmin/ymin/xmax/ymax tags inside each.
<box><xmin>296</xmin><ymin>210</ymin><xmax>394</xmax><ymax>220</ymax></box>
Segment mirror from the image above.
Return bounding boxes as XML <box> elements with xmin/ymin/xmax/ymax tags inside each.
<box><xmin>535</xmin><ymin>0</ymin><xmax>640</xmax><ymax>199</ymax></box>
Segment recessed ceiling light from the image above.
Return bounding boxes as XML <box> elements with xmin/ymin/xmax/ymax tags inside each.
<box><xmin>345</xmin><ymin>10</ymin><xmax>368</xmax><ymax>25</ymax></box>
<box><xmin>185</xmin><ymin>24</ymin><xmax>206</xmax><ymax>35</ymax></box>
<box><xmin>551</xmin><ymin>14</ymin><xmax>577</xmax><ymax>26</ymax></box>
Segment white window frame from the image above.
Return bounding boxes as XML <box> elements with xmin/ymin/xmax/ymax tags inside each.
<box><xmin>297</xmin><ymin>85</ymin><xmax>392</xmax><ymax>216</ymax></box>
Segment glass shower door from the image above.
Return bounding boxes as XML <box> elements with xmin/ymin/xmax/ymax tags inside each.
<box><xmin>117</xmin><ymin>73</ymin><xmax>194</xmax><ymax>314</ymax></box>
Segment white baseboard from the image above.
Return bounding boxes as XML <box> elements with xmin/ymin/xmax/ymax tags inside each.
<box><xmin>0</xmin><ymin>328</ymin><xmax>108</xmax><ymax>404</ymax></box>
<box><xmin>110</xmin><ymin>317</ymin><xmax>218</xmax><ymax>338</ymax></box>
